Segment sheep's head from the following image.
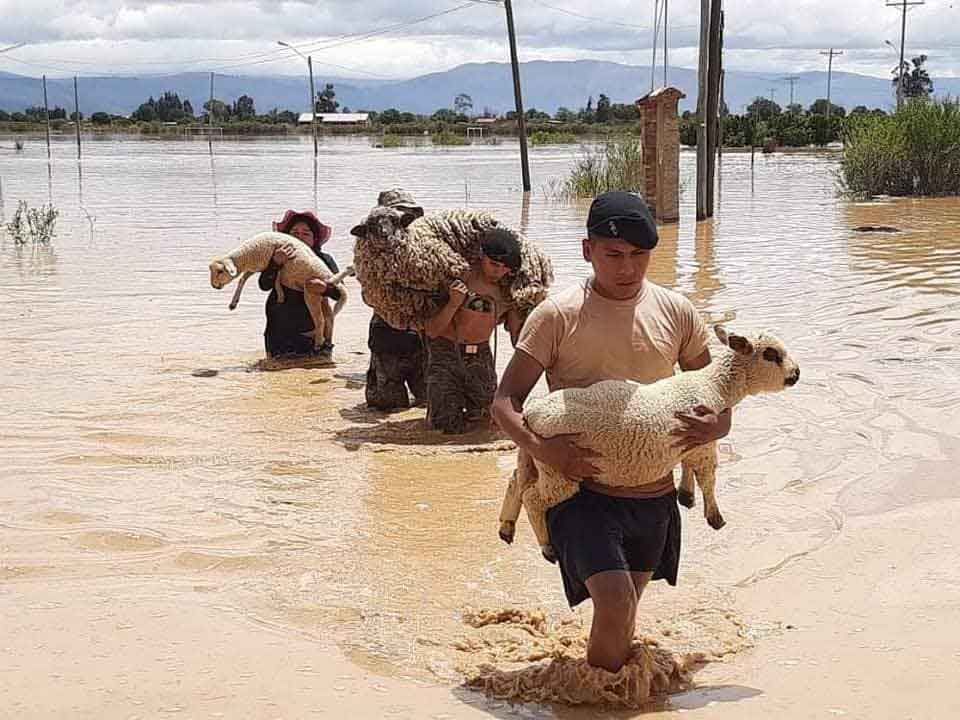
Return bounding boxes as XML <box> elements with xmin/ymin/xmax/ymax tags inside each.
<box><xmin>715</xmin><ymin>325</ymin><xmax>800</xmax><ymax>394</ymax></box>
<box><xmin>209</xmin><ymin>257</ymin><xmax>238</xmax><ymax>289</ymax></box>
<box><xmin>350</xmin><ymin>205</ymin><xmax>420</xmax><ymax>246</ymax></box>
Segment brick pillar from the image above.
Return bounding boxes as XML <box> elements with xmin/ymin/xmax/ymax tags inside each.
<box><xmin>636</xmin><ymin>87</ymin><xmax>685</xmax><ymax>224</ymax></box>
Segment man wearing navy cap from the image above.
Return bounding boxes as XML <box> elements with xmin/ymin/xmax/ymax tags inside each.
<box><xmin>492</xmin><ymin>191</ymin><xmax>732</xmax><ymax>672</ymax></box>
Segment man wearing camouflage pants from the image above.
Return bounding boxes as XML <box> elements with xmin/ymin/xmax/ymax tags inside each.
<box><xmin>364</xmin><ymin>189</ymin><xmax>428</xmax><ymax>411</ymax></box>
<box><xmin>423</xmin><ymin>227</ymin><xmax>525</xmax><ymax>434</ymax></box>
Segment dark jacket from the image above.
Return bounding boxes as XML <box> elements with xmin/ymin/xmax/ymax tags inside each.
<box><xmin>259</xmin><ymin>248</ymin><xmax>341</xmax><ymax>357</ymax></box>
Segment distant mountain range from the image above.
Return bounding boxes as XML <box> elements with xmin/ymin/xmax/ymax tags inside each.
<box><xmin>2</xmin><ymin>60</ymin><xmax>959</xmax><ymax>117</ymax></box>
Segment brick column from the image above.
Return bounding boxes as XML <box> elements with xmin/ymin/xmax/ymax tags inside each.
<box><xmin>635</xmin><ymin>87</ymin><xmax>685</xmax><ymax>224</ymax></box>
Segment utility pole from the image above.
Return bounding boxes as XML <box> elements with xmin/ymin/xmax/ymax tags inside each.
<box><xmin>769</xmin><ymin>87</ymin><xmax>777</xmax><ymax>103</ymax></box>
<box><xmin>307</xmin><ymin>56</ymin><xmax>318</xmax><ymax>157</ymax></box>
<box><xmin>663</xmin><ymin>0</ymin><xmax>669</xmax><ymax>87</ymax></box>
<box><xmin>887</xmin><ymin>0</ymin><xmax>925</xmax><ymax>110</ymax></box>
<box><xmin>783</xmin><ymin>75</ymin><xmax>800</xmax><ymax>106</ymax></box>
<box><xmin>704</xmin><ymin>0</ymin><xmax>722</xmax><ymax>216</ymax></box>
<box><xmin>651</xmin><ymin>0</ymin><xmax>661</xmax><ymax>93</ymax></box>
<box><xmin>208</xmin><ymin>72</ymin><xmax>214</xmax><ymax>129</ymax></box>
<box><xmin>73</xmin><ymin>76</ymin><xmax>82</xmax><ymax>159</ymax></box>
<box><xmin>820</xmin><ymin>48</ymin><xmax>843</xmax><ymax>120</ymax></box>
<box><xmin>695</xmin><ymin>0</ymin><xmax>710</xmax><ymax>220</ymax></box>
<box><xmin>42</xmin><ymin>75</ymin><xmax>51</xmax><ymax>160</ymax></box>
<box><xmin>504</xmin><ymin>0</ymin><xmax>530</xmax><ymax>192</ymax></box>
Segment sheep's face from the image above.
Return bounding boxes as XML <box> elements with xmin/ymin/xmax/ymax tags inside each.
<box><xmin>209</xmin><ymin>257</ymin><xmax>238</xmax><ymax>289</ymax></box>
<box><xmin>350</xmin><ymin>206</ymin><xmax>419</xmax><ymax>246</ymax></box>
<box><xmin>715</xmin><ymin>325</ymin><xmax>800</xmax><ymax>394</ymax></box>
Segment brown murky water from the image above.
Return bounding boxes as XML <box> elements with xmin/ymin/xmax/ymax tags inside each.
<box><xmin>2</xmin><ymin>135</ymin><xmax>960</xmax><ymax>716</ymax></box>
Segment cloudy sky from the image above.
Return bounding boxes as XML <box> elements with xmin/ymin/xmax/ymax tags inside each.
<box><xmin>1</xmin><ymin>0</ymin><xmax>958</xmax><ymax>80</ymax></box>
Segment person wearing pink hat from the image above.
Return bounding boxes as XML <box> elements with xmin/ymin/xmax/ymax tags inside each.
<box><xmin>259</xmin><ymin>209</ymin><xmax>342</xmax><ymax>358</ymax></box>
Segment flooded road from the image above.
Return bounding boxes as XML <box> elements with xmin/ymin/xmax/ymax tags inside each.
<box><xmin>2</xmin><ymin>135</ymin><xmax>959</xmax><ymax>718</ymax></box>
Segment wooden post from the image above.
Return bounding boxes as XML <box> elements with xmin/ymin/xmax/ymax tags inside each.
<box><xmin>504</xmin><ymin>0</ymin><xmax>531</xmax><ymax>192</ymax></box>
<box><xmin>704</xmin><ymin>0</ymin><xmax>722</xmax><ymax>216</ymax></box>
<box><xmin>307</xmin><ymin>56</ymin><xmax>318</xmax><ymax>157</ymax></box>
<box><xmin>73</xmin><ymin>76</ymin><xmax>82</xmax><ymax>159</ymax></box>
<box><xmin>695</xmin><ymin>0</ymin><xmax>709</xmax><ymax>220</ymax></box>
<box><xmin>42</xmin><ymin>75</ymin><xmax>52</xmax><ymax>160</ymax></box>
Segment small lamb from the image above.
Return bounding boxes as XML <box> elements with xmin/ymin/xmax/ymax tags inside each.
<box><xmin>208</xmin><ymin>231</ymin><xmax>352</xmax><ymax>350</ymax></box>
<box><xmin>498</xmin><ymin>326</ymin><xmax>801</xmax><ymax>560</ymax></box>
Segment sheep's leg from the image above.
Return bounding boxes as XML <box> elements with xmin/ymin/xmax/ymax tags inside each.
<box><xmin>303</xmin><ymin>282</ymin><xmax>328</xmax><ymax>350</ymax></box>
<box><xmin>693</xmin><ymin>446</ymin><xmax>724</xmax><ymax>530</ymax></box>
<box><xmin>274</xmin><ymin>278</ymin><xmax>286</xmax><ymax>304</ymax></box>
<box><xmin>678</xmin><ymin>460</ymin><xmax>696</xmax><ymax>509</ymax></box>
<box><xmin>228</xmin><ymin>272</ymin><xmax>254</xmax><ymax>310</ymax></box>
<box><xmin>498</xmin><ymin>449</ymin><xmax>537</xmax><ymax>544</ymax></box>
<box><xmin>319</xmin><ymin>299</ymin><xmax>335</xmax><ymax>347</ymax></box>
<box><xmin>521</xmin><ymin>485</ymin><xmax>556</xmax><ymax>563</ymax></box>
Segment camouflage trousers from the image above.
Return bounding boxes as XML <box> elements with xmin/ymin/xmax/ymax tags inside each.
<box><xmin>425</xmin><ymin>337</ymin><xmax>497</xmax><ymax>434</ymax></box>
<box><xmin>365</xmin><ymin>350</ymin><xmax>427</xmax><ymax>411</ymax></box>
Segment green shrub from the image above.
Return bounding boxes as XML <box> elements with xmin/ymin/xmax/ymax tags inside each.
<box><xmin>529</xmin><ymin>130</ymin><xmax>577</xmax><ymax>146</ymax></box>
<box><xmin>6</xmin><ymin>200</ymin><xmax>59</xmax><ymax>245</ymax></box>
<box><xmin>562</xmin><ymin>136</ymin><xmax>644</xmax><ymax>198</ymax></box>
<box><xmin>431</xmin><ymin>130</ymin><xmax>468</xmax><ymax>146</ymax></box>
<box><xmin>840</xmin><ymin>98</ymin><xmax>960</xmax><ymax>197</ymax></box>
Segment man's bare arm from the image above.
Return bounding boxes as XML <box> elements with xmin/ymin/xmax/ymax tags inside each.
<box><xmin>491</xmin><ymin>350</ymin><xmax>600</xmax><ymax>477</ymax></box>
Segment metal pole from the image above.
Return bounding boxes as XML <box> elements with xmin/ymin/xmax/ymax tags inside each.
<box><xmin>209</xmin><ymin>72</ymin><xmax>214</xmax><ymax>128</ymax></box>
<box><xmin>664</xmin><ymin>1</ymin><xmax>670</xmax><ymax>87</ymax></box>
<box><xmin>705</xmin><ymin>0</ymin><xmax>722</xmax><ymax>216</ymax></box>
<box><xmin>42</xmin><ymin>75</ymin><xmax>51</xmax><ymax>160</ymax></box>
<box><xmin>898</xmin><ymin>1</ymin><xmax>907</xmax><ymax>109</ymax></box>
<box><xmin>73</xmin><ymin>76</ymin><xmax>81</xmax><ymax>159</ymax></box>
<box><xmin>695</xmin><ymin>0</ymin><xmax>710</xmax><ymax>220</ymax></box>
<box><xmin>826</xmin><ymin>50</ymin><xmax>834</xmax><ymax>121</ymax></box>
<box><xmin>307</xmin><ymin>56</ymin><xmax>318</xmax><ymax>157</ymax></box>
<box><xmin>504</xmin><ymin>0</ymin><xmax>530</xmax><ymax>192</ymax></box>
<box><xmin>718</xmin><ymin>68</ymin><xmax>725</xmax><ymax>161</ymax></box>
<box><xmin>651</xmin><ymin>0</ymin><xmax>660</xmax><ymax>93</ymax></box>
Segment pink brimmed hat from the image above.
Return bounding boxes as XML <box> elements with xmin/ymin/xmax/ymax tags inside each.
<box><xmin>273</xmin><ymin>209</ymin><xmax>332</xmax><ymax>245</ymax></box>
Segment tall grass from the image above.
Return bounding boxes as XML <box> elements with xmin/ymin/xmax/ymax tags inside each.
<box><xmin>431</xmin><ymin>130</ymin><xmax>468</xmax><ymax>146</ymax></box>
<box><xmin>561</xmin><ymin>136</ymin><xmax>644</xmax><ymax>199</ymax></box>
<box><xmin>840</xmin><ymin>98</ymin><xmax>960</xmax><ymax>197</ymax></box>
<box><xmin>529</xmin><ymin>130</ymin><xmax>577</xmax><ymax>146</ymax></box>
<box><xmin>5</xmin><ymin>201</ymin><xmax>59</xmax><ymax>245</ymax></box>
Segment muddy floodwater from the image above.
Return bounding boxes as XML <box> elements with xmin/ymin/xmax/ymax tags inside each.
<box><xmin>2</xmin><ymin>135</ymin><xmax>960</xmax><ymax>718</ymax></box>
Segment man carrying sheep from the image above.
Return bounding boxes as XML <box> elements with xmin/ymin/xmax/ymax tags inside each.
<box><xmin>491</xmin><ymin>191</ymin><xmax>732</xmax><ymax>672</ymax></box>
<box><xmin>423</xmin><ymin>228</ymin><xmax>525</xmax><ymax>434</ymax></box>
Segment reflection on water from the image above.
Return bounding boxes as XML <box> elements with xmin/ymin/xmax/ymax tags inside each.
<box><xmin>2</xmin><ymin>138</ymin><xmax>960</xmax><ymax>708</ymax></box>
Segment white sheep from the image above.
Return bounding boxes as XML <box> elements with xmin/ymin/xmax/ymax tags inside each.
<box><xmin>349</xmin><ymin>205</ymin><xmax>553</xmax><ymax>330</ymax></box>
<box><xmin>498</xmin><ymin>326</ymin><xmax>801</xmax><ymax>560</ymax></box>
<box><xmin>208</xmin><ymin>231</ymin><xmax>352</xmax><ymax>350</ymax></box>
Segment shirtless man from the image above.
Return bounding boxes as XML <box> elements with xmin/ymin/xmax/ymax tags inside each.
<box><xmin>423</xmin><ymin>228</ymin><xmax>525</xmax><ymax>434</ymax></box>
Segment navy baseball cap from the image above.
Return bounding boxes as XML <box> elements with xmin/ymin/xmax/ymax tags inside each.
<box><xmin>586</xmin><ymin>191</ymin><xmax>658</xmax><ymax>249</ymax></box>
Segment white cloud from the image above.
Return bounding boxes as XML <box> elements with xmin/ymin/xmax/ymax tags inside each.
<box><xmin>0</xmin><ymin>0</ymin><xmax>957</xmax><ymax>79</ymax></box>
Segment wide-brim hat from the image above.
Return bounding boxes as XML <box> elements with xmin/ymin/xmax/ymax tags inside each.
<box><xmin>273</xmin><ymin>209</ymin><xmax>332</xmax><ymax>245</ymax></box>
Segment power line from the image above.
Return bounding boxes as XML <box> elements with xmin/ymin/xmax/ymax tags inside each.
<box><xmin>527</xmin><ymin>0</ymin><xmax>696</xmax><ymax>32</ymax></box>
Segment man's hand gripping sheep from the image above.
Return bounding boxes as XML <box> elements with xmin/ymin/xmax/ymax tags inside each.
<box><xmin>498</xmin><ymin>325</ymin><xmax>800</xmax><ymax>561</ymax></box>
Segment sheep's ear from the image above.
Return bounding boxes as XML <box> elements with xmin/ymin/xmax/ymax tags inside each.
<box><xmin>223</xmin><ymin>258</ymin><xmax>238</xmax><ymax>278</ymax></box>
<box><xmin>399</xmin><ymin>211</ymin><xmax>419</xmax><ymax>228</ymax></box>
<box><xmin>714</xmin><ymin>325</ymin><xmax>729</xmax><ymax>346</ymax></box>
<box><xmin>728</xmin><ymin>334</ymin><xmax>754</xmax><ymax>355</ymax></box>
<box><xmin>350</xmin><ymin>223</ymin><xmax>367</xmax><ymax>238</ymax></box>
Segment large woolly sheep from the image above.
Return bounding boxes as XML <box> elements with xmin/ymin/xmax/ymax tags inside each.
<box><xmin>498</xmin><ymin>326</ymin><xmax>801</xmax><ymax>560</ymax></box>
<box><xmin>208</xmin><ymin>231</ymin><xmax>352</xmax><ymax>350</ymax></box>
<box><xmin>349</xmin><ymin>205</ymin><xmax>553</xmax><ymax>330</ymax></box>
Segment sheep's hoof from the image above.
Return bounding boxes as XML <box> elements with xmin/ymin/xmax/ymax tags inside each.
<box><xmin>499</xmin><ymin>522</ymin><xmax>515</xmax><ymax>544</ymax></box>
<box><xmin>228</xmin><ymin>302</ymin><xmax>238</xmax><ymax>311</ymax></box>
<box><xmin>677</xmin><ymin>489</ymin><xmax>696</xmax><ymax>508</ymax></box>
<box><xmin>707</xmin><ymin>511</ymin><xmax>726</xmax><ymax>530</ymax></box>
<box><xmin>541</xmin><ymin>545</ymin><xmax>558</xmax><ymax>565</ymax></box>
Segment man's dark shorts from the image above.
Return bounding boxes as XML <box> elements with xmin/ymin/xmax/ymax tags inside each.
<box><xmin>546</xmin><ymin>486</ymin><xmax>681</xmax><ymax>607</ymax></box>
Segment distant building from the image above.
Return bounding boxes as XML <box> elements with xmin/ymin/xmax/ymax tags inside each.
<box><xmin>297</xmin><ymin>112</ymin><xmax>370</xmax><ymax>126</ymax></box>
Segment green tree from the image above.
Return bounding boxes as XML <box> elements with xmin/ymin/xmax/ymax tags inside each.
<box><xmin>526</xmin><ymin>108</ymin><xmax>551</xmax><ymax>121</ymax></box>
<box><xmin>554</xmin><ymin>106</ymin><xmax>576</xmax><ymax>122</ymax></box>
<box><xmin>746</xmin><ymin>96</ymin><xmax>781</xmax><ymax>121</ymax></box>
<box><xmin>90</xmin><ymin>111</ymin><xmax>111</xmax><ymax>125</ymax></box>
<box><xmin>453</xmin><ymin>93</ymin><xmax>473</xmax><ymax>115</ymax></box>
<box><xmin>183</xmin><ymin>100</ymin><xmax>194</xmax><ymax>117</ymax></box>
<box><xmin>131</xmin><ymin>98</ymin><xmax>157</xmax><ymax>122</ymax></box>
<box><xmin>808</xmin><ymin>98</ymin><xmax>846</xmax><ymax>117</ymax></box>
<box><xmin>69</xmin><ymin>111</ymin><xmax>83</xmax><ymax>122</ymax></box>
<box><xmin>316</xmin><ymin>83</ymin><xmax>338</xmax><ymax>113</ymax></box>
<box><xmin>432</xmin><ymin>108</ymin><xmax>460</xmax><ymax>122</ymax></box>
<box><xmin>202</xmin><ymin>99</ymin><xmax>231</xmax><ymax>123</ymax></box>
<box><xmin>893</xmin><ymin>54</ymin><xmax>934</xmax><ymax>100</ymax></box>
<box><xmin>610</xmin><ymin>103</ymin><xmax>639</xmax><ymax>121</ymax></box>
<box><xmin>595</xmin><ymin>93</ymin><xmax>612</xmax><ymax>123</ymax></box>
<box><xmin>232</xmin><ymin>94</ymin><xmax>256</xmax><ymax>119</ymax></box>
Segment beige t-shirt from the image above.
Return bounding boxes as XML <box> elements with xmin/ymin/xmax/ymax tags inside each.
<box><xmin>517</xmin><ymin>278</ymin><xmax>709</xmax><ymax>392</ymax></box>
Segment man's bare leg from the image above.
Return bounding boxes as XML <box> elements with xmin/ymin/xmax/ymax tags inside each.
<box><xmin>584</xmin><ymin>570</ymin><xmax>641</xmax><ymax>672</ymax></box>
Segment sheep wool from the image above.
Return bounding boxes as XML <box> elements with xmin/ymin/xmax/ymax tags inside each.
<box><xmin>497</xmin><ymin>327</ymin><xmax>801</xmax><ymax>560</ymax></box>
<box><xmin>351</xmin><ymin>206</ymin><xmax>553</xmax><ymax>330</ymax></box>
